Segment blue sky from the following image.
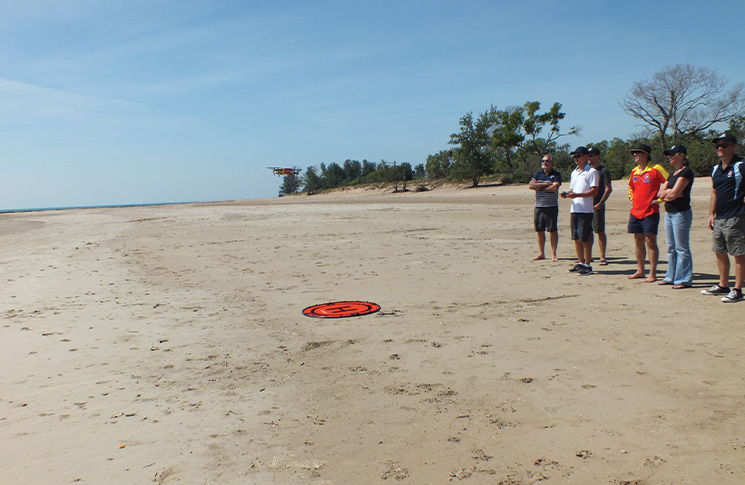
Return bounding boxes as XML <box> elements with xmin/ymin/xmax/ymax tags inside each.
<box><xmin>2</xmin><ymin>0</ymin><xmax>744</xmax><ymax>209</ymax></box>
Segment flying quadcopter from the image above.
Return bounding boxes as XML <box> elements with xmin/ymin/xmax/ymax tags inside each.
<box><xmin>267</xmin><ymin>167</ymin><xmax>302</xmax><ymax>176</ymax></box>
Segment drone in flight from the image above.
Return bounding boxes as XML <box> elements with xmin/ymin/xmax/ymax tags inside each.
<box><xmin>268</xmin><ymin>167</ymin><xmax>302</xmax><ymax>176</ymax></box>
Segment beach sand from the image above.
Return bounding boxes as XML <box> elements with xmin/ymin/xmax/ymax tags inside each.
<box><xmin>2</xmin><ymin>182</ymin><xmax>744</xmax><ymax>484</ymax></box>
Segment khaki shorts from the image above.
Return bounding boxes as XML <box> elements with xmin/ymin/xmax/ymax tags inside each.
<box><xmin>713</xmin><ymin>215</ymin><xmax>745</xmax><ymax>256</ymax></box>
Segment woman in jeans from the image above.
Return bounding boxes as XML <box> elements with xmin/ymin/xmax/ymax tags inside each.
<box><xmin>657</xmin><ymin>145</ymin><xmax>694</xmax><ymax>288</ymax></box>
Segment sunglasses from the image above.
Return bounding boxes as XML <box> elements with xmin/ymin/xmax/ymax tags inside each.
<box><xmin>716</xmin><ymin>143</ymin><xmax>732</xmax><ymax>149</ymax></box>
<box><xmin>541</xmin><ymin>159</ymin><xmax>552</xmax><ymax>163</ymax></box>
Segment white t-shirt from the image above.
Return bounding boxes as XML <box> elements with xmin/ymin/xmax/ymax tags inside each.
<box><xmin>570</xmin><ymin>165</ymin><xmax>599</xmax><ymax>214</ymax></box>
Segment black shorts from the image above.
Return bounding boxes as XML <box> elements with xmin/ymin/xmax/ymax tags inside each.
<box><xmin>534</xmin><ymin>206</ymin><xmax>559</xmax><ymax>232</ymax></box>
<box><xmin>628</xmin><ymin>213</ymin><xmax>660</xmax><ymax>235</ymax></box>
<box><xmin>592</xmin><ymin>208</ymin><xmax>605</xmax><ymax>233</ymax></box>
<box><xmin>571</xmin><ymin>213</ymin><xmax>593</xmax><ymax>242</ymax></box>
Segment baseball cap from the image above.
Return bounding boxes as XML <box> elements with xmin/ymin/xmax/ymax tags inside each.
<box><xmin>587</xmin><ymin>147</ymin><xmax>601</xmax><ymax>156</ymax></box>
<box><xmin>570</xmin><ymin>146</ymin><xmax>588</xmax><ymax>156</ymax></box>
<box><xmin>712</xmin><ymin>133</ymin><xmax>737</xmax><ymax>144</ymax></box>
<box><xmin>663</xmin><ymin>144</ymin><xmax>687</xmax><ymax>156</ymax></box>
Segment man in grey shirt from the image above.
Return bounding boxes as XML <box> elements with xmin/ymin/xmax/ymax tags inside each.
<box><xmin>588</xmin><ymin>147</ymin><xmax>613</xmax><ymax>265</ymax></box>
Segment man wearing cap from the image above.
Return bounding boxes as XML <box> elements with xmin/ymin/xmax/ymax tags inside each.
<box><xmin>529</xmin><ymin>154</ymin><xmax>562</xmax><ymax>261</ymax></box>
<box><xmin>588</xmin><ymin>147</ymin><xmax>613</xmax><ymax>265</ymax></box>
<box><xmin>701</xmin><ymin>133</ymin><xmax>745</xmax><ymax>303</ymax></box>
<box><xmin>627</xmin><ymin>143</ymin><xmax>669</xmax><ymax>283</ymax></box>
<box><xmin>561</xmin><ymin>146</ymin><xmax>599</xmax><ymax>275</ymax></box>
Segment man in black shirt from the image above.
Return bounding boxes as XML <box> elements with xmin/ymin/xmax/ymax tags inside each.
<box><xmin>702</xmin><ymin>133</ymin><xmax>745</xmax><ymax>302</ymax></box>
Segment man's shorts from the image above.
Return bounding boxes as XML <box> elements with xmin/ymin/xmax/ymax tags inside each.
<box><xmin>713</xmin><ymin>215</ymin><xmax>745</xmax><ymax>256</ymax></box>
<box><xmin>592</xmin><ymin>207</ymin><xmax>605</xmax><ymax>233</ymax></box>
<box><xmin>628</xmin><ymin>213</ymin><xmax>660</xmax><ymax>235</ymax></box>
<box><xmin>570</xmin><ymin>213</ymin><xmax>594</xmax><ymax>242</ymax></box>
<box><xmin>534</xmin><ymin>206</ymin><xmax>559</xmax><ymax>233</ymax></box>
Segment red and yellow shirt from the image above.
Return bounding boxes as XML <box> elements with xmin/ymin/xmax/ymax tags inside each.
<box><xmin>628</xmin><ymin>164</ymin><xmax>669</xmax><ymax>219</ymax></box>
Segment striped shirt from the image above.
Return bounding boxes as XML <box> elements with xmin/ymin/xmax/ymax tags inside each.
<box><xmin>531</xmin><ymin>169</ymin><xmax>562</xmax><ymax>208</ymax></box>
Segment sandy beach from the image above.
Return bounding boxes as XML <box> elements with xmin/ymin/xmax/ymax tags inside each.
<box><xmin>2</xmin><ymin>181</ymin><xmax>744</xmax><ymax>484</ymax></box>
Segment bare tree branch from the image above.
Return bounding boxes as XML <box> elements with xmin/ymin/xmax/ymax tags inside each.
<box><xmin>620</xmin><ymin>64</ymin><xmax>745</xmax><ymax>151</ymax></box>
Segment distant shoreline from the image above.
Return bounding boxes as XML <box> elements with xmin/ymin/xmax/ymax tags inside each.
<box><xmin>0</xmin><ymin>200</ymin><xmax>205</xmax><ymax>215</ymax></box>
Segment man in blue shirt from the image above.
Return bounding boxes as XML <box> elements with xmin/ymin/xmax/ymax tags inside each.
<box><xmin>701</xmin><ymin>133</ymin><xmax>745</xmax><ymax>303</ymax></box>
<box><xmin>528</xmin><ymin>155</ymin><xmax>562</xmax><ymax>261</ymax></box>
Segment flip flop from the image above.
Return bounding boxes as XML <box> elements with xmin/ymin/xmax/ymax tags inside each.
<box><xmin>672</xmin><ymin>284</ymin><xmax>691</xmax><ymax>289</ymax></box>
<box><xmin>658</xmin><ymin>280</ymin><xmax>671</xmax><ymax>285</ymax></box>
<box><xmin>599</xmin><ymin>260</ymin><xmax>608</xmax><ymax>266</ymax></box>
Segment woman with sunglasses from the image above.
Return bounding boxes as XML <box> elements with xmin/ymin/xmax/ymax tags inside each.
<box><xmin>657</xmin><ymin>145</ymin><xmax>694</xmax><ymax>288</ymax></box>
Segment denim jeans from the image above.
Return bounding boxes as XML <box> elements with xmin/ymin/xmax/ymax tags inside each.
<box><xmin>663</xmin><ymin>209</ymin><xmax>693</xmax><ymax>286</ymax></box>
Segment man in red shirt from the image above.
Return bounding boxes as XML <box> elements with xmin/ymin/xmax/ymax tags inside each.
<box><xmin>627</xmin><ymin>143</ymin><xmax>669</xmax><ymax>282</ymax></box>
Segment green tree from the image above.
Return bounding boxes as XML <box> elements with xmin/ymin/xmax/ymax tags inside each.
<box><xmin>279</xmin><ymin>170</ymin><xmax>301</xmax><ymax>195</ymax></box>
<box><xmin>361</xmin><ymin>159</ymin><xmax>377</xmax><ymax>178</ymax></box>
<box><xmin>361</xmin><ymin>160</ymin><xmax>392</xmax><ymax>184</ymax></box>
<box><xmin>521</xmin><ymin>101</ymin><xmax>578</xmax><ymax>155</ymax></box>
<box><xmin>425</xmin><ymin>149</ymin><xmax>454</xmax><ymax>179</ymax></box>
<box><xmin>343</xmin><ymin>159</ymin><xmax>362</xmax><ymax>182</ymax></box>
<box><xmin>302</xmin><ymin>165</ymin><xmax>323</xmax><ymax>195</ymax></box>
<box><xmin>390</xmin><ymin>162</ymin><xmax>414</xmax><ymax>192</ymax></box>
<box><xmin>487</xmin><ymin>101</ymin><xmax>577</xmax><ymax>184</ymax></box>
<box><xmin>551</xmin><ymin>148</ymin><xmax>574</xmax><ymax>178</ymax></box>
<box><xmin>604</xmin><ymin>138</ymin><xmax>635</xmax><ymax>179</ymax></box>
<box><xmin>488</xmin><ymin>105</ymin><xmax>525</xmax><ymax>174</ymax></box>
<box><xmin>449</xmin><ymin>111</ymin><xmax>494</xmax><ymax>186</ymax></box>
<box><xmin>684</xmin><ymin>133</ymin><xmax>719</xmax><ymax>176</ymax></box>
<box><xmin>320</xmin><ymin>162</ymin><xmax>346</xmax><ymax>188</ymax></box>
<box><xmin>728</xmin><ymin>116</ymin><xmax>745</xmax><ymax>158</ymax></box>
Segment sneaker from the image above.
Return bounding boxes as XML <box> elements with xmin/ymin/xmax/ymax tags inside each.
<box><xmin>701</xmin><ymin>285</ymin><xmax>730</xmax><ymax>295</ymax></box>
<box><xmin>721</xmin><ymin>289</ymin><xmax>744</xmax><ymax>303</ymax></box>
<box><xmin>578</xmin><ymin>265</ymin><xmax>593</xmax><ymax>276</ymax></box>
<box><xmin>568</xmin><ymin>263</ymin><xmax>584</xmax><ymax>273</ymax></box>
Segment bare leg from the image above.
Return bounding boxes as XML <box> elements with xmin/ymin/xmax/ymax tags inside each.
<box><xmin>735</xmin><ymin>255</ymin><xmax>745</xmax><ymax>289</ymax></box>
<box><xmin>549</xmin><ymin>231</ymin><xmax>558</xmax><ymax>262</ymax></box>
<box><xmin>598</xmin><ymin>232</ymin><xmax>607</xmax><ymax>262</ymax></box>
<box><xmin>583</xmin><ymin>241</ymin><xmax>593</xmax><ymax>265</ymax></box>
<box><xmin>715</xmin><ymin>252</ymin><xmax>730</xmax><ymax>288</ymax></box>
<box><xmin>574</xmin><ymin>240</ymin><xmax>585</xmax><ymax>264</ymax></box>
<box><xmin>628</xmin><ymin>233</ymin><xmax>646</xmax><ymax>279</ymax></box>
<box><xmin>534</xmin><ymin>232</ymin><xmax>546</xmax><ymax>260</ymax></box>
<box><xmin>645</xmin><ymin>234</ymin><xmax>658</xmax><ymax>282</ymax></box>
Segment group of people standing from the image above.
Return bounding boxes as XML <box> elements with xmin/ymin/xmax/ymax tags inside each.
<box><xmin>528</xmin><ymin>132</ymin><xmax>745</xmax><ymax>303</ymax></box>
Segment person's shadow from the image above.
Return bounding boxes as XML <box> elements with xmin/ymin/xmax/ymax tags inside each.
<box><xmin>596</xmin><ymin>258</ymin><xmax>720</xmax><ymax>288</ymax></box>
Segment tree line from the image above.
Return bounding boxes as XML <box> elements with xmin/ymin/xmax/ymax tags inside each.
<box><xmin>280</xmin><ymin>160</ymin><xmax>426</xmax><ymax>195</ymax></box>
<box><xmin>280</xmin><ymin>64</ymin><xmax>745</xmax><ymax>196</ymax></box>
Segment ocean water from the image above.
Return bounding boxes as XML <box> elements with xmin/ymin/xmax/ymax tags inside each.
<box><xmin>0</xmin><ymin>201</ymin><xmax>196</xmax><ymax>214</ymax></box>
